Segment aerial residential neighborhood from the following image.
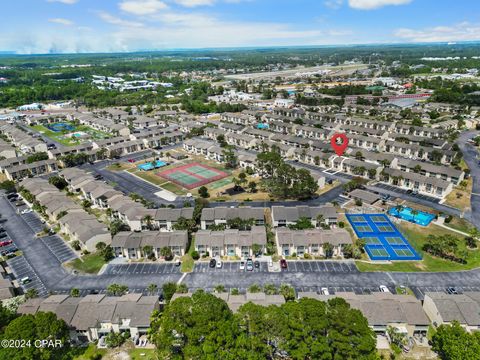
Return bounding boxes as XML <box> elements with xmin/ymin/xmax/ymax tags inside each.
<box><xmin>0</xmin><ymin>0</ymin><xmax>480</xmax><ymax>359</ymax></box>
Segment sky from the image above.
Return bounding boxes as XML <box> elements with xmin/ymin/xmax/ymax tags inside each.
<box><xmin>1</xmin><ymin>0</ymin><xmax>479</xmax><ymax>54</ymax></box>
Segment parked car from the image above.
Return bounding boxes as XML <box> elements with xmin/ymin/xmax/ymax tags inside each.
<box><xmin>246</xmin><ymin>259</ymin><xmax>254</xmax><ymax>271</ymax></box>
<box><xmin>8</xmin><ymin>196</ymin><xmax>18</xmax><ymax>202</ymax></box>
<box><xmin>0</xmin><ymin>234</ymin><xmax>7</xmax><ymax>240</ymax></box>
<box><xmin>20</xmin><ymin>277</ymin><xmax>31</xmax><ymax>285</ymax></box>
<box><xmin>0</xmin><ymin>240</ymin><xmax>12</xmax><ymax>247</ymax></box>
<box><xmin>6</xmin><ymin>253</ymin><xmax>16</xmax><ymax>259</ymax></box>
<box><xmin>94</xmin><ymin>174</ymin><xmax>103</xmax><ymax>180</ymax></box>
<box><xmin>6</xmin><ymin>193</ymin><xmax>17</xmax><ymax>199</ymax></box>
<box><xmin>280</xmin><ymin>259</ymin><xmax>288</xmax><ymax>269</ymax></box>
<box><xmin>209</xmin><ymin>259</ymin><xmax>216</xmax><ymax>268</ymax></box>
<box><xmin>379</xmin><ymin>285</ymin><xmax>390</xmax><ymax>293</ymax></box>
<box><xmin>15</xmin><ymin>201</ymin><xmax>25</xmax><ymax>207</ymax></box>
<box><xmin>240</xmin><ymin>261</ymin><xmax>246</xmax><ymax>270</ymax></box>
<box><xmin>216</xmin><ymin>260</ymin><xmax>223</xmax><ymax>268</ymax></box>
<box><xmin>7</xmin><ymin>247</ymin><xmax>17</xmax><ymax>253</ymax></box>
<box><xmin>128</xmin><ymin>159</ymin><xmax>135</xmax><ymax>163</ymax></box>
<box><xmin>175</xmin><ymin>260</ymin><xmax>181</xmax><ymax>267</ymax></box>
<box><xmin>446</xmin><ymin>287</ymin><xmax>458</xmax><ymax>295</ymax></box>
<box><xmin>21</xmin><ymin>209</ymin><xmax>32</xmax><ymax>215</ymax></box>
<box><xmin>321</xmin><ymin>287</ymin><xmax>330</xmax><ymax>296</ymax></box>
<box><xmin>0</xmin><ymin>219</ymin><xmax>6</xmax><ymax>223</ymax></box>
<box><xmin>254</xmin><ymin>260</ymin><xmax>260</xmax><ymax>269</ymax></box>
<box><xmin>0</xmin><ymin>228</ymin><xmax>5</xmax><ymax>233</ymax></box>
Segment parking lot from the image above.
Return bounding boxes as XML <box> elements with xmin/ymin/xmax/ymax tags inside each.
<box><xmin>411</xmin><ymin>285</ymin><xmax>480</xmax><ymax>300</ymax></box>
<box><xmin>7</xmin><ymin>256</ymin><xmax>48</xmax><ymax>297</ymax></box>
<box><xmin>20</xmin><ymin>212</ymin><xmax>46</xmax><ymax>234</ymax></box>
<box><xmin>38</xmin><ymin>235</ymin><xmax>77</xmax><ymax>263</ymax></box>
<box><xmin>103</xmin><ymin>262</ymin><xmax>182</xmax><ymax>275</ymax></box>
<box><xmin>282</xmin><ymin>261</ymin><xmax>359</xmax><ymax>273</ymax></box>
<box><xmin>374</xmin><ymin>183</ymin><xmax>440</xmax><ymax>204</ymax></box>
<box><xmin>194</xmin><ymin>261</ymin><xmax>270</xmax><ymax>273</ymax></box>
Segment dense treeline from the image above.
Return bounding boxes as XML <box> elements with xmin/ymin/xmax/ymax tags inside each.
<box><xmin>152</xmin><ymin>291</ymin><xmax>378</xmax><ymax>360</ymax></box>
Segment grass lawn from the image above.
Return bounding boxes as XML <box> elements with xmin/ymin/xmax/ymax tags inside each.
<box><xmin>67</xmin><ymin>253</ymin><xmax>106</xmax><ymax>274</ymax></box>
<box><xmin>356</xmin><ymin>220</ymin><xmax>480</xmax><ymax>272</ymax></box>
<box><xmin>444</xmin><ymin>178</ymin><xmax>472</xmax><ymax>210</ymax></box>
<box><xmin>72</xmin><ymin>344</ymin><xmax>107</xmax><ymax>360</ymax></box>
<box><xmin>443</xmin><ymin>216</ymin><xmax>474</xmax><ymax>234</ymax></box>
<box><xmin>129</xmin><ymin>348</ymin><xmax>158</xmax><ymax>360</ymax></box>
<box><xmin>181</xmin><ymin>254</ymin><xmax>194</xmax><ymax>273</ymax></box>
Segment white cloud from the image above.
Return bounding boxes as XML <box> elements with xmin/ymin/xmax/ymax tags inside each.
<box><xmin>348</xmin><ymin>0</ymin><xmax>412</xmax><ymax>10</ymax></box>
<box><xmin>97</xmin><ymin>11</ymin><xmax>145</xmax><ymax>27</ymax></box>
<box><xmin>46</xmin><ymin>0</ymin><xmax>78</xmax><ymax>4</ymax></box>
<box><xmin>394</xmin><ymin>22</ymin><xmax>480</xmax><ymax>43</ymax></box>
<box><xmin>119</xmin><ymin>0</ymin><xmax>168</xmax><ymax>15</ymax></box>
<box><xmin>324</xmin><ymin>0</ymin><xmax>343</xmax><ymax>9</ymax></box>
<box><xmin>48</xmin><ymin>18</ymin><xmax>74</xmax><ymax>26</ymax></box>
<box><xmin>174</xmin><ymin>0</ymin><xmax>215</xmax><ymax>7</ymax></box>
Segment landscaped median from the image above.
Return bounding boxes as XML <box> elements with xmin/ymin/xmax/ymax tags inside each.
<box><xmin>66</xmin><ymin>253</ymin><xmax>106</xmax><ymax>274</ymax></box>
<box><xmin>356</xmin><ymin>220</ymin><xmax>480</xmax><ymax>272</ymax></box>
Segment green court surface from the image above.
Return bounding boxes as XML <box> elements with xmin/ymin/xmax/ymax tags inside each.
<box><xmin>356</xmin><ymin>225</ymin><xmax>373</xmax><ymax>232</ymax></box>
<box><xmin>394</xmin><ymin>248</ymin><xmax>414</xmax><ymax>257</ymax></box>
<box><xmin>370</xmin><ymin>248</ymin><xmax>389</xmax><ymax>257</ymax></box>
<box><xmin>168</xmin><ymin>172</ymin><xmax>200</xmax><ymax>185</ymax></box>
<box><xmin>186</xmin><ymin>165</ymin><xmax>221</xmax><ymax>178</ymax></box>
<box><xmin>364</xmin><ymin>237</ymin><xmax>382</xmax><ymax>245</ymax></box>
<box><xmin>377</xmin><ymin>225</ymin><xmax>394</xmax><ymax>232</ymax></box>
<box><xmin>386</xmin><ymin>237</ymin><xmax>405</xmax><ymax>245</ymax></box>
<box><xmin>349</xmin><ymin>215</ymin><xmax>366</xmax><ymax>222</ymax></box>
<box><xmin>209</xmin><ymin>178</ymin><xmax>232</xmax><ymax>190</ymax></box>
<box><xmin>371</xmin><ymin>216</ymin><xmax>387</xmax><ymax>222</ymax></box>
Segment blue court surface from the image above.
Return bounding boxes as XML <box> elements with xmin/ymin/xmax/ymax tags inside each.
<box><xmin>346</xmin><ymin>213</ymin><xmax>421</xmax><ymax>261</ymax></box>
<box><xmin>388</xmin><ymin>206</ymin><xmax>435</xmax><ymax>226</ymax></box>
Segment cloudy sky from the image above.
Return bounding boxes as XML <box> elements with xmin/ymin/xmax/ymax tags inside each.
<box><xmin>0</xmin><ymin>0</ymin><xmax>478</xmax><ymax>54</ymax></box>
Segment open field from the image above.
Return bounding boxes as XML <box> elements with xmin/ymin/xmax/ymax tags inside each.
<box><xmin>356</xmin><ymin>220</ymin><xmax>480</xmax><ymax>272</ymax></box>
<box><xmin>444</xmin><ymin>177</ymin><xmax>472</xmax><ymax>210</ymax></box>
<box><xmin>66</xmin><ymin>253</ymin><xmax>106</xmax><ymax>274</ymax></box>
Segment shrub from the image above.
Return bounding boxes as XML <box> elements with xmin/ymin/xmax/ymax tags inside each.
<box><xmin>191</xmin><ymin>251</ymin><xmax>200</xmax><ymax>260</ymax></box>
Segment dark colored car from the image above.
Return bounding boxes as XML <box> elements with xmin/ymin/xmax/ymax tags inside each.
<box><xmin>280</xmin><ymin>259</ymin><xmax>288</xmax><ymax>269</ymax></box>
<box><xmin>6</xmin><ymin>193</ymin><xmax>17</xmax><ymax>199</ymax></box>
<box><xmin>0</xmin><ymin>234</ymin><xmax>8</xmax><ymax>240</ymax></box>
<box><xmin>209</xmin><ymin>259</ymin><xmax>216</xmax><ymax>268</ymax></box>
<box><xmin>446</xmin><ymin>287</ymin><xmax>458</xmax><ymax>295</ymax></box>
<box><xmin>254</xmin><ymin>261</ymin><xmax>260</xmax><ymax>269</ymax></box>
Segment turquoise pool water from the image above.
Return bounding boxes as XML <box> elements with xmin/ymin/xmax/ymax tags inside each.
<box><xmin>137</xmin><ymin>160</ymin><xmax>167</xmax><ymax>171</ymax></box>
<box><xmin>388</xmin><ymin>207</ymin><xmax>435</xmax><ymax>226</ymax></box>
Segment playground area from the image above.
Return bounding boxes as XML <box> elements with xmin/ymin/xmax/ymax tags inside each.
<box><xmin>33</xmin><ymin>122</ymin><xmax>110</xmax><ymax>146</ymax></box>
<box><xmin>346</xmin><ymin>213</ymin><xmax>422</xmax><ymax>261</ymax></box>
<box><xmin>157</xmin><ymin>162</ymin><xmax>229</xmax><ymax>190</ymax></box>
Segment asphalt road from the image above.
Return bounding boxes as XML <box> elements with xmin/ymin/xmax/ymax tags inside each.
<box><xmin>456</xmin><ymin>130</ymin><xmax>480</xmax><ymax>226</ymax></box>
<box><xmin>3</xmin><ymin>193</ymin><xmax>480</xmax><ymax>299</ymax></box>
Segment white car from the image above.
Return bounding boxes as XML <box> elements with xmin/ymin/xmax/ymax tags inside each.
<box><xmin>216</xmin><ymin>260</ymin><xmax>223</xmax><ymax>268</ymax></box>
<box><xmin>321</xmin><ymin>287</ymin><xmax>330</xmax><ymax>296</ymax></box>
<box><xmin>239</xmin><ymin>261</ymin><xmax>245</xmax><ymax>270</ymax></box>
<box><xmin>379</xmin><ymin>285</ymin><xmax>390</xmax><ymax>293</ymax></box>
<box><xmin>21</xmin><ymin>209</ymin><xmax>32</xmax><ymax>215</ymax></box>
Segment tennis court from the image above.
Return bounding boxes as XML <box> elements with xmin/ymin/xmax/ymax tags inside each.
<box><xmin>346</xmin><ymin>213</ymin><xmax>421</xmax><ymax>261</ymax></box>
<box><xmin>157</xmin><ymin>162</ymin><xmax>229</xmax><ymax>190</ymax></box>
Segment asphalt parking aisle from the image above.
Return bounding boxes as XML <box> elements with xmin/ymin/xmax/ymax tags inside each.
<box><xmin>21</xmin><ymin>212</ymin><xmax>46</xmax><ymax>234</ymax></box>
<box><xmin>39</xmin><ymin>236</ymin><xmax>77</xmax><ymax>263</ymax></box>
<box><xmin>103</xmin><ymin>263</ymin><xmax>182</xmax><ymax>275</ymax></box>
<box><xmin>7</xmin><ymin>256</ymin><xmax>48</xmax><ymax>297</ymax></box>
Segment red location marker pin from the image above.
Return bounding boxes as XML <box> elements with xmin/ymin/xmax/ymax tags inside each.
<box><xmin>331</xmin><ymin>133</ymin><xmax>349</xmax><ymax>156</ymax></box>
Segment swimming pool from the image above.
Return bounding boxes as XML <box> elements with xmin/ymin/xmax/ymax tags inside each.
<box><xmin>388</xmin><ymin>207</ymin><xmax>435</xmax><ymax>226</ymax></box>
<box><xmin>257</xmin><ymin>123</ymin><xmax>269</xmax><ymax>130</ymax></box>
<box><xmin>137</xmin><ymin>160</ymin><xmax>167</xmax><ymax>171</ymax></box>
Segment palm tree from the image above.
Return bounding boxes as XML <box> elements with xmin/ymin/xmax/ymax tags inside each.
<box><xmin>469</xmin><ymin>227</ymin><xmax>480</xmax><ymax>240</ymax></box>
<box><xmin>142</xmin><ymin>215</ymin><xmax>154</xmax><ymax>230</ymax></box>
<box><xmin>411</xmin><ymin>209</ymin><xmax>419</xmax><ymax>223</ymax></box>
<box><xmin>395</xmin><ymin>205</ymin><xmax>404</xmax><ymax>217</ymax></box>
<box><xmin>147</xmin><ymin>283</ymin><xmax>158</xmax><ymax>295</ymax></box>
